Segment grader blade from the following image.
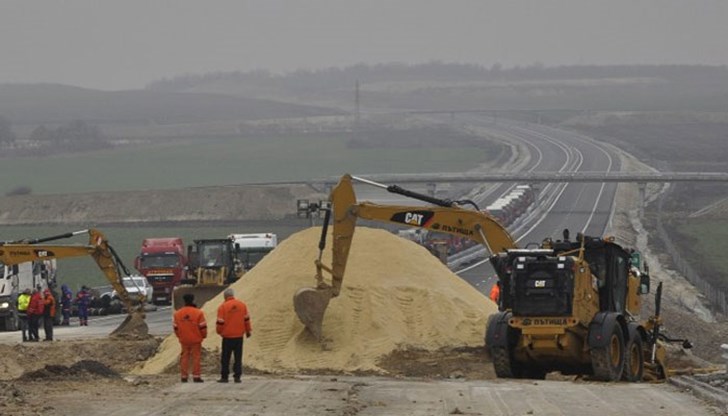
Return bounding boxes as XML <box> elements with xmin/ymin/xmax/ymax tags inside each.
<box><xmin>293</xmin><ymin>286</ymin><xmax>333</xmax><ymax>340</ymax></box>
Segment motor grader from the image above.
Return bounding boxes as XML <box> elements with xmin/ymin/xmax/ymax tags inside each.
<box><xmin>294</xmin><ymin>174</ymin><xmax>689</xmax><ymax>381</ymax></box>
<box><xmin>0</xmin><ymin>229</ymin><xmax>148</xmax><ymax>337</ymax></box>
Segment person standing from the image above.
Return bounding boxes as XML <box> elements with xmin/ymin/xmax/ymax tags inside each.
<box><xmin>42</xmin><ymin>288</ymin><xmax>56</xmax><ymax>341</ymax></box>
<box><xmin>27</xmin><ymin>286</ymin><xmax>44</xmax><ymax>342</ymax></box>
<box><xmin>215</xmin><ymin>288</ymin><xmax>252</xmax><ymax>383</ymax></box>
<box><xmin>173</xmin><ymin>293</ymin><xmax>207</xmax><ymax>383</ymax></box>
<box><xmin>75</xmin><ymin>286</ymin><xmax>91</xmax><ymax>326</ymax></box>
<box><xmin>60</xmin><ymin>284</ymin><xmax>73</xmax><ymax>326</ymax></box>
<box><xmin>16</xmin><ymin>288</ymin><xmax>31</xmax><ymax>342</ymax></box>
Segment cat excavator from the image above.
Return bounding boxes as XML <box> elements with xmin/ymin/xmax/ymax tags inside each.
<box><xmin>293</xmin><ymin>174</ymin><xmax>690</xmax><ymax>381</ymax></box>
<box><xmin>0</xmin><ymin>229</ymin><xmax>148</xmax><ymax>337</ymax></box>
<box><xmin>293</xmin><ymin>173</ymin><xmax>517</xmax><ymax>340</ymax></box>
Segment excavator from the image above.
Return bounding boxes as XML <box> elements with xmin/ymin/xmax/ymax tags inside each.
<box><xmin>293</xmin><ymin>174</ymin><xmax>690</xmax><ymax>381</ymax></box>
<box><xmin>0</xmin><ymin>229</ymin><xmax>148</xmax><ymax>337</ymax></box>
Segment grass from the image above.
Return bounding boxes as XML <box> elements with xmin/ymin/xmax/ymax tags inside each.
<box><xmin>672</xmin><ymin>219</ymin><xmax>728</xmax><ymax>291</ymax></box>
<box><xmin>1</xmin><ymin>223</ymin><xmax>309</xmax><ymax>292</ymax></box>
<box><xmin>0</xmin><ymin>135</ymin><xmax>491</xmax><ymax>195</ymax></box>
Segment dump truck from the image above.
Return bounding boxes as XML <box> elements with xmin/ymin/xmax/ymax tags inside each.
<box><xmin>0</xmin><ymin>229</ymin><xmax>148</xmax><ymax>337</ymax></box>
<box><xmin>294</xmin><ymin>174</ymin><xmax>690</xmax><ymax>381</ymax></box>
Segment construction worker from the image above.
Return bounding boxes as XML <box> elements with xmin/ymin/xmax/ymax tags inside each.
<box><xmin>42</xmin><ymin>288</ymin><xmax>56</xmax><ymax>341</ymax></box>
<box><xmin>76</xmin><ymin>286</ymin><xmax>91</xmax><ymax>326</ymax></box>
<box><xmin>489</xmin><ymin>280</ymin><xmax>501</xmax><ymax>304</ymax></box>
<box><xmin>27</xmin><ymin>286</ymin><xmax>44</xmax><ymax>342</ymax></box>
<box><xmin>16</xmin><ymin>288</ymin><xmax>32</xmax><ymax>342</ymax></box>
<box><xmin>60</xmin><ymin>284</ymin><xmax>73</xmax><ymax>325</ymax></box>
<box><xmin>215</xmin><ymin>288</ymin><xmax>252</xmax><ymax>383</ymax></box>
<box><xmin>173</xmin><ymin>293</ymin><xmax>207</xmax><ymax>383</ymax></box>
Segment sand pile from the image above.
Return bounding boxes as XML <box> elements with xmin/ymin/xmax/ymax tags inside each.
<box><xmin>136</xmin><ymin>227</ymin><xmax>497</xmax><ymax>375</ymax></box>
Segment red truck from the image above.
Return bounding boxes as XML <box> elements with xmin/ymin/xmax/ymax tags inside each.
<box><xmin>134</xmin><ymin>238</ymin><xmax>187</xmax><ymax>305</ymax></box>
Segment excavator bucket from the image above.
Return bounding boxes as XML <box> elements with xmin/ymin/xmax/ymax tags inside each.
<box><xmin>172</xmin><ymin>285</ymin><xmax>227</xmax><ymax>310</ymax></box>
<box><xmin>293</xmin><ymin>286</ymin><xmax>334</xmax><ymax>340</ymax></box>
<box><xmin>110</xmin><ymin>310</ymin><xmax>149</xmax><ymax>338</ymax></box>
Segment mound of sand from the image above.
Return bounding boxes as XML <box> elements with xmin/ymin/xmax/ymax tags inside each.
<box><xmin>136</xmin><ymin>227</ymin><xmax>497</xmax><ymax>375</ymax></box>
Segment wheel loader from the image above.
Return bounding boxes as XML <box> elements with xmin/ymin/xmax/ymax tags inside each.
<box><xmin>0</xmin><ymin>229</ymin><xmax>148</xmax><ymax>337</ymax></box>
<box><xmin>172</xmin><ymin>238</ymin><xmax>244</xmax><ymax>310</ymax></box>
<box><xmin>293</xmin><ymin>174</ymin><xmax>690</xmax><ymax>381</ymax></box>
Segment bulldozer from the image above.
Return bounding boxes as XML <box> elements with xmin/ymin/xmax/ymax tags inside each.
<box><xmin>172</xmin><ymin>238</ymin><xmax>244</xmax><ymax>310</ymax></box>
<box><xmin>293</xmin><ymin>174</ymin><xmax>690</xmax><ymax>381</ymax></box>
<box><xmin>0</xmin><ymin>229</ymin><xmax>148</xmax><ymax>337</ymax></box>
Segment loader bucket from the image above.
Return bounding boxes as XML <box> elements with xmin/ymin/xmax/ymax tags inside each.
<box><xmin>173</xmin><ymin>285</ymin><xmax>227</xmax><ymax>310</ymax></box>
<box><xmin>110</xmin><ymin>310</ymin><xmax>148</xmax><ymax>338</ymax></box>
<box><xmin>293</xmin><ymin>286</ymin><xmax>333</xmax><ymax>340</ymax></box>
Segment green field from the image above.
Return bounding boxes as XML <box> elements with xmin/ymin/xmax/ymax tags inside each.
<box><xmin>1</xmin><ymin>223</ymin><xmax>308</xmax><ymax>291</ymax></box>
<box><xmin>0</xmin><ymin>136</ymin><xmax>491</xmax><ymax>195</ymax></box>
<box><xmin>673</xmin><ymin>219</ymin><xmax>728</xmax><ymax>291</ymax></box>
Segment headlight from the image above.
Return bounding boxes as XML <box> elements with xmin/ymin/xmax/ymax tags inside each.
<box><xmin>0</xmin><ymin>302</ymin><xmax>10</xmax><ymax>309</ymax></box>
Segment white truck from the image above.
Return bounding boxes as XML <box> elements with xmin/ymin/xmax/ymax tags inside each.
<box><xmin>0</xmin><ymin>259</ymin><xmax>57</xmax><ymax>331</ymax></box>
<box><xmin>228</xmin><ymin>233</ymin><xmax>277</xmax><ymax>271</ymax></box>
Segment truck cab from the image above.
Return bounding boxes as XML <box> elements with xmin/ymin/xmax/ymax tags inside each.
<box><xmin>0</xmin><ymin>260</ymin><xmax>57</xmax><ymax>331</ymax></box>
<box><xmin>135</xmin><ymin>238</ymin><xmax>187</xmax><ymax>305</ymax></box>
<box><xmin>228</xmin><ymin>233</ymin><xmax>277</xmax><ymax>271</ymax></box>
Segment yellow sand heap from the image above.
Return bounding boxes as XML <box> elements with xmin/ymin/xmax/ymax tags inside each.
<box><xmin>135</xmin><ymin>227</ymin><xmax>497</xmax><ymax>375</ymax></box>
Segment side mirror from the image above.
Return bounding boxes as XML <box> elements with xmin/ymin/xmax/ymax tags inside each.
<box><xmin>639</xmin><ymin>273</ymin><xmax>650</xmax><ymax>295</ymax></box>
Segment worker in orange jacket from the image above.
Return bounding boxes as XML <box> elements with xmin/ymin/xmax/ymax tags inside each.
<box><xmin>173</xmin><ymin>293</ymin><xmax>207</xmax><ymax>383</ymax></box>
<box><xmin>42</xmin><ymin>288</ymin><xmax>56</xmax><ymax>341</ymax></box>
<box><xmin>215</xmin><ymin>288</ymin><xmax>252</xmax><ymax>383</ymax></box>
<box><xmin>489</xmin><ymin>280</ymin><xmax>501</xmax><ymax>304</ymax></box>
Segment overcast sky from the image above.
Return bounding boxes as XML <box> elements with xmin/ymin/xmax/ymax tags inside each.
<box><xmin>1</xmin><ymin>0</ymin><xmax>727</xmax><ymax>91</ymax></box>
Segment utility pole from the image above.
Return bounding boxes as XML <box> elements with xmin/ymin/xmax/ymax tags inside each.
<box><xmin>355</xmin><ymin>79</ymin><xmax>360</xmax><ymax>127</ymax></box>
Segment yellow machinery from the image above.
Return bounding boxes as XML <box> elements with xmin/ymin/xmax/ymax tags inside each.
<box><xmin>172</xmin><ymin>238</ymin><xmax>244</xmax><ymax>310</ymax></box>
<box><xmin>294</xmin><ymin>174</ymin><xmax>690</xmax><ymax>381</ymax></box>
<box><xmin>293</xmin><ymin>174</ymin><xmax>517</xmax><ymax>340</ymax></box>
<box><xmin>0</xmin><ymin>229</ymin><xmax>148</xmax><ymax>337</ymax></box>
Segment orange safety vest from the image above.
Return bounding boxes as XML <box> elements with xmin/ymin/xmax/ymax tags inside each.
<box><xmin>173</xmin><ymin>306</ymin><xmax>207</xmax><ymax>345</ymax></box>
<box><xmin>216</xmin><ymin>297</ymin><xmax>252</xmax><ymax>339</ymax></box>
<box><xmin>489</xmin><ymin>283</ymin><xmax>500</xmax><ymax>303</ymax></box>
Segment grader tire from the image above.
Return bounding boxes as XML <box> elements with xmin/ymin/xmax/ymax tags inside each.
<box><xmin>590</xmin><ymin>324</ymin><xmax>625</xmax><ymax>381</ymax></box>
<box><xmin>622</xmin><ymin>335</ymin><xmax>644</xmax><ymax>382</ymax></box>
<box><xmin>491</xmin><ymin>347</ymin><xmax>522</xmax><ymax>378</ymax></box>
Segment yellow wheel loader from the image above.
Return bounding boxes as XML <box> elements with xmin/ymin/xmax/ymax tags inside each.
<box><xmin>172</xmin><ymin>238</ymin><xmax>244</xmax><ymax>310</ymax></box>
<box><xmin>0</xmin><ymin>229</ymin><xmax>148</xmax><ymax>337</ymax></box>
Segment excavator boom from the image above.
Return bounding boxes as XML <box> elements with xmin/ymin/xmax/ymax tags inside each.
<box><xmin>293</xmin><ymin>174</ymin><xmax>516</xmax><ymax>339</ymax></box>
<box><xmin>0</xmin><ymin>229</ymin><xmax>148</xmax><ymax>337</ymax></box>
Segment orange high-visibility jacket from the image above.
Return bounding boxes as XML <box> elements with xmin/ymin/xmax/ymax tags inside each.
<box><xmin>44</xmin><ymin>292</ymin><xmax>56</xmax><ymax>317</ymax></box>
<box><xmin>173</xmin><ymin>306</ymin><xmax>208</xmax><ymax>345</ymax></box>
<box><xmin>489</xmin><ymin>283</ymin><xmax>500</xmax><ymax>303</ymax></box>
<box><xmin>216</xmin><ymin>297</ymin><xmax>252</xmax><ymax>339</ymax></box>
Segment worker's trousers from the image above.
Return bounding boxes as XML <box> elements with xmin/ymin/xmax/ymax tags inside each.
<box><xmin>180</xmin><ymin>343</ymin><xmax>202</xmax><ymax>379</ymax></box>
<box><xmin>220</xmin><ymin>337</ymin><xmax>243</xmax><ymax>380</ymax></box>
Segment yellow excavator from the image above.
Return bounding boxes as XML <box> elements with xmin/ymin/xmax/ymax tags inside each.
<box><xmin>0</xmin><ymin>229</ymin><xmax>148</xmax><ymax>337</ymax></box>
<box><xmin>294</xmin><ymin>174</ymin><xmax>690</xmax><ymax>381</ymax></box>
<box><xmin>293</xmin><ymin>173</ymin><xmax>517</xmax><ymax>340</ymax></box>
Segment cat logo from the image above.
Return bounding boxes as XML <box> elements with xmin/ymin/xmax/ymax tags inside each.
<box><xmin>34</xmin><ymin>249</ymin><xmax>55</xmax><ymax>258</ymax></box>
<box><xmin>534</xmin><ymin>280</ymin><xmax>546</xmax><ymax>288</ymax></box>
<box><xmin>404</xmin><ymin>212</ymin><xmax>424</xmax><ymax>226</ymax></box>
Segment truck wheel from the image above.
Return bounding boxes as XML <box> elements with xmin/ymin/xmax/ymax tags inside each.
<box><xmin>590</xmin><ymin>324</ymin><xmax>625</xmax><ymax>381</ymax></box>
<box><xmin>622</xmin><ymin>335</ymin><xmax>644</xmax><ymax>382</ymax></box>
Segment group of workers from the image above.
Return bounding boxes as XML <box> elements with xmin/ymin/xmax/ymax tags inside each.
<box><xmin>15</xmin><ymin>284</ymin><xmax>94</xmax><ymax>342</ymax></box>
<box><xmin>173</xmin><ymin>288</ymin><xmax>252</xmax><ymax>383</ymax></box>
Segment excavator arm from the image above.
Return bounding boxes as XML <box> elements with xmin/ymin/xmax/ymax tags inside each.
<box><xmin>294</xmin><ymin>174</ymin><xmax>517</xmax><ymax>339</ymax></box>
<box><xmin>0</xmin><ymin>229</ymin><xmax>148</xmax><ymax>337</ymax></box>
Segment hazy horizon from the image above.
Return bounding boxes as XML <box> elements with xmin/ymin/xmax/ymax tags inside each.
<box><xmin>2</xmin><ymin>0</ymin><xmax>727</xmax><ymax>91</ymax></box>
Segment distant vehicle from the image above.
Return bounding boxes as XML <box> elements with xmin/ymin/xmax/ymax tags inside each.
<box><xmin>135</xmin><ymin>238</ymin><xmax>187</xmax><ymax>305</ymax></box>
<box><xmin>112</xmin><ymin>275</ymin><xmax>153</xmax><ymax>305</ymax></box>
<box><xmin>228</xmin><ymin>233</ymin><xmax>278</xmax><ymax>270</ymax></box>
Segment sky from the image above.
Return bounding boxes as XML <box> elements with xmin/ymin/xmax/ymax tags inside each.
<box><xmin>1</xmin><ymin>0</ymin><xmax>727</xmax><ymax>91</ymax></box>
